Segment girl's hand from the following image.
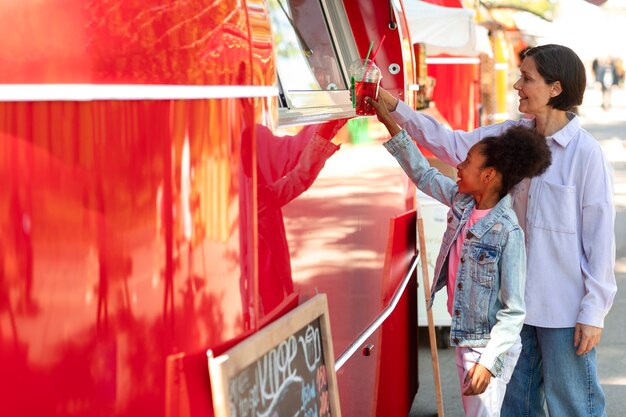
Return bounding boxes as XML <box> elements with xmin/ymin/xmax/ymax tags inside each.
<box><xmin>574</xmin><ymin>323</ymin><xmax>602</xmax><ymax>355</ymax></box>
<box><xmin>463</xmin><ymin>363</ymin><xmax>492</xmax><ymax>396</ymax></box>
<box><xmin>366</xmin><ymin>96</ymin><xmax>402</xmax><ymax>137</ymax></box>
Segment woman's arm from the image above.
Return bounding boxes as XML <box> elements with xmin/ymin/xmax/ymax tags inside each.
<box><xmin>378</xmin><ymin>88</ymin><xmax>519</xmax><ymax>166</ymax></box>
<box><xmin>258</xmin><ymin>135</ymin><xmax>340</xmax><ymax>212</ymax></box>
<box><xmin>576</xmin><ymin>144</ymin><xmax>617</xmax><ymax>353</ymax></box>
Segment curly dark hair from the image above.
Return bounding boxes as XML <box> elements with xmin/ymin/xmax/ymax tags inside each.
<box><xmin>478</xmin><ymin>126</ymin><xmax>552</xmax><ymax>199</ymax></box>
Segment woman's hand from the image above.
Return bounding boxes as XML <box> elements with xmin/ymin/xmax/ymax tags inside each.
<box><xmin>574</xmin><ymin>323</ymin><xmax>602</xmax><ymax>355</ymax></box>
<box><xmin>463</xmin><ymin>363</ymin><xmax>492</xmax><ymax>396</ymax></box>
<box><xmin>378</xmin><ymin>87</ymin><xmax>400</xmax><ymax>112</ymax></box>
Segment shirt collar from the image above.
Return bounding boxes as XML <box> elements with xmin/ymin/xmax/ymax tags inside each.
<box><xmin>547</xmin><ymin>112</ymin><xmax>579</xmax><ymax>148</ymax></box>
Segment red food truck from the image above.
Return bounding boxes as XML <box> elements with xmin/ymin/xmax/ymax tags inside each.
<box><xmin>2</xmin><ymin>0</ymin><xmax>523</xmax><ymax>414</ymax></box>
<box><xmin>0</xmin><ymin>1</ymin><xmax>429</xmax><ymax>416</ymax></box>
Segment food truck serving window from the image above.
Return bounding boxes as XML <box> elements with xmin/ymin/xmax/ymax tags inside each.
<box><xmin>268</xmin><ymin>0</ymin><xmax>356</xmax><ymax>125</ymax></box>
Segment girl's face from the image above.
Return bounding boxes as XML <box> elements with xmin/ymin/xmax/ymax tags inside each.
<box><xmin>456</xmin><ymin>144</ymin><xmax>490</xmax><ymax>195</ymax></box>
<box><xmin>513</xmin><ymin>56</ymin><xmax>556</xmax><ymax>115</ymax></box>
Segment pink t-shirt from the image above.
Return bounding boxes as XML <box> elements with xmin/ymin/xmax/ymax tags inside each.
<box><xmin>447</xmin><ymin>207</ymin><xmax>492</xmax><ymax>315</ymax></box>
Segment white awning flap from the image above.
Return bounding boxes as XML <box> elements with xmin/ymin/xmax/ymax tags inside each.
<box><xmin>402</xmin><ymin>0</ymin><xmax>492</xmax><ymax>57</ymax></box>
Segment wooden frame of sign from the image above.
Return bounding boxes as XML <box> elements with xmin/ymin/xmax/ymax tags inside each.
<box><xmin>207</xmin><ymin>293</ymin><xmax>341</xmax><ymax>417</ymax></box>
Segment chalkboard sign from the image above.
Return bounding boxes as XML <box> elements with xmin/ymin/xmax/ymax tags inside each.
<box><xmin>208</xmin><ymin>294</ymin><xmax>341</xmax><ymax>417</ymax></box>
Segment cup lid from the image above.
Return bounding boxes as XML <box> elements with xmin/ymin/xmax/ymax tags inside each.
<box><xmin>349</xmin><ymin>59</ymin><xmax>381</xmax><ymax>81</ymax></box>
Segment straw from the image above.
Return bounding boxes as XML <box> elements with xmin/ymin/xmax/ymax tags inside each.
<box><xmin>362</xmin><ymin>35</ymin><xmax>386</xmax><ymax>81</ymax></box>
<box><xmin>370</xmin><ymin>35</ymin><xmax>386</xmax><ymax>62</ymax></box>
<box><xmin>364</xmin><ymin>41</ymin><xmax>374</xmax><ymax>65</ymax></box>
<box><xmin>356</xmin><ymin>41</ymin><xmax>374</xmax><ymax>82</ymax></box>
<box><xmin>352</xmin><ymin>41</ymin><xmax>373</xmax><ymax>106</ymax></box>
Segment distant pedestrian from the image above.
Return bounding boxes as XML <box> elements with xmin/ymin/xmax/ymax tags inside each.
<box><xmin>614</xmin><ymin>57</ymin><xmax>624</xmax><ymax>87</ymax></box>
<box><xmin>594</xmin><ymin>57</ymin><xmax>619</xmax><ymax>110</ymax></box>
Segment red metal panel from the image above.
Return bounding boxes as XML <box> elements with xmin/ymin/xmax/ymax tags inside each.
<box><xmin>428</xmin><ymin>60</ymin><xmax>480</xmax><ymax>130</ymax></box>
<box><xmin>0</xmin><ymin>0</ymin><xmax>252</xmax><ymax>85</ymax></box>
<box><xmin>342</xmin><ymin>0</ymin><xmax>410</xmax><ymax>101</ymax></box>
<box><xmin>375</xmin><ymin>210</ymin><xmax>418</xmax><ymax>417</ymax></box>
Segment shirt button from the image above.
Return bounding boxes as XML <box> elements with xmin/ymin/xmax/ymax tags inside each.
<box><xmin>466</xmin><ymin>231</ymin><xmax>473</xmax><ymax>239</ymax></box>
<box><xmin>453</xmin><ymin>338</ymin><xmax>459</xmax><ymax>344</ymax></box>
<box><xmin>479</xmin><ymin>253</ymin><xmax>485</xmax><ymax>261</ymax></box>
<box><xmin>448</xmin><ymin>216</ymin><xmax>452</xmax><ymax>223</ymax></box>
<box><xmin>455</xmin><ymin>309</ymin><xmax>461</xmax><ymax>316</ymax></box>
<box><xmin>460</xmin><ymin>257</ymin><xmax>465</xmax><ymax>264</ymax></box>
<box><xmin>457</xmin><ymin>283</ymin><xmax>463</xmax><ymax>289</ymax></box>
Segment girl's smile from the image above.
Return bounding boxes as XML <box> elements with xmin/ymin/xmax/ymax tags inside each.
<box><xmin>456</xmin><ymin>143</ymin><xmax>502</xmax><ymax>209</ymax></box>
<box><xmin>456</xmin><ymin>145</ymin><xmax>487</xmax><ymax>195</ymax></box>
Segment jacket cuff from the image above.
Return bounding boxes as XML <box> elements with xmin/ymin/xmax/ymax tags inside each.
<box><xmin>477</xmin><ymin>351</ymin><xmax>504</xmax><ymax>379</ymax></box>
<box><xmin>383</xmin><ymin>129</ymin><xmax>411</xmax><ymax>154</ymax></box>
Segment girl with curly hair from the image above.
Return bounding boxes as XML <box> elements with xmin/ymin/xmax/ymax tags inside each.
<box><xmin>369</xmin><ymin>91</ymin><xmax>551</xmax><ymax>416</ymax></box>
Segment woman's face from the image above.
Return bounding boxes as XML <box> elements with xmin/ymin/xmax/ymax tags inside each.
<box><xmin>514</xmin><ymin>56</ymin><xmax>555</xmax><ymax>115</ymax></box>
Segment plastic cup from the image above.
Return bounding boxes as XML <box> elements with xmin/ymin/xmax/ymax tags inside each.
<box><xmin>349</xmin><ymin>59</ymin><xmax>382</xmax><ymax>116</ymax></box>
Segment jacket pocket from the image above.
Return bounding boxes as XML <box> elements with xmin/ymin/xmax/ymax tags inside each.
<box><xmin>534</xmin><ymin>180</ymin><xmax>576</xmax><ymax>234</ymax></box>
<box><xmin>468</xmin><ymin>243</ymin><xmax>499</xmax><ymax>287</ymax></box>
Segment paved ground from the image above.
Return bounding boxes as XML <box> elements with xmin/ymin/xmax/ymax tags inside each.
<box><xmin>409</xmin><ymin>85</ymin><xmax>626</xmax><ymax>417</ymax></box>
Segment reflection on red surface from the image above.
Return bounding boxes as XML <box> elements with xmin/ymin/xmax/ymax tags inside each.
<box><xmin>0</xmin><ymin>100</ymin><xmax>348</xmax><ymax>416</ymax></box>
<box><xmin>247</xmin><ymin>0</ymin><xmax>275</xmax><ymax>88</ymax></box>
<box><xmin>0</xmin><ymin>0</ymin><xmax>251</xmax><ymax>85</ymax></box>
<box><xmin>0</xmin><ymin>99</ymin><xmax>256</xmax><ymax>416</ymax></box>
<box><xmin>249</xmin><ymin>120</ymin><xmax>345</xmax><ymax>317</ymax></box>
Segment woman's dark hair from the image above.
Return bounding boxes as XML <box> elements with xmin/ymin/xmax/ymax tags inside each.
<box><xmin>523</xmin><ymin>44</ymin><xmax>586</xmax><ymax>111</ymax></box>
<box><xmin>478</xmin><ymin>126</ymin><xmax>552</xmax><ymax>199</ymax></box>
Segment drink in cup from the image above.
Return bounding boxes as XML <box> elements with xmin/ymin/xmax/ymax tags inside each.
<box><xmin>349</xmin><ymin>59</ymin><xmax>382</xmax><ymax>116</ymax></box>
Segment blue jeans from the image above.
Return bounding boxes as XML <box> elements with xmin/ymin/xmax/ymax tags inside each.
<box><xmin>501</xmin><ymin>325</ymin><xmax>606</xmax><ymax>417</ymax></box>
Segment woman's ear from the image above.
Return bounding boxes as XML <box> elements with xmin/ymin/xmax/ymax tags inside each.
<box><xmin>550</xmin><ymin>80</ymin><xmax>563</xmax><ymax>97</ymax></box>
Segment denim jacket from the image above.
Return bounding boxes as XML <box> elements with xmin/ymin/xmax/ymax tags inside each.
<box><xmin>384</xmin><ymin>130</ymin><xmax>526</xmax><ymax>377</ymax></box>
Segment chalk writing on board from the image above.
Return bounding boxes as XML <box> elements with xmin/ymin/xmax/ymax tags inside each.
<box><xmin>227</xmin><ymin>319</ymin><xmax>331</xmax><ymax>417</ymax></box>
